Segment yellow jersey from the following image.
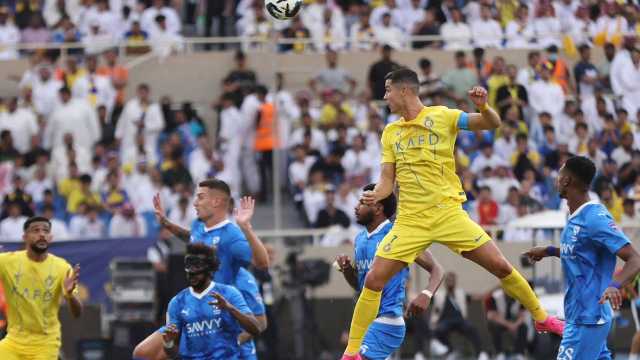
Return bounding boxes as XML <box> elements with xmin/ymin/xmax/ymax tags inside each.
<box><xmin>0</xmin><ymin>251</ymin><xmax>72</xmax><ymax>348</ymax></box>
<box><xmin>381</xmin><ymin>106</ymin><xmax>467</xmax><ymax>219</ymax></box>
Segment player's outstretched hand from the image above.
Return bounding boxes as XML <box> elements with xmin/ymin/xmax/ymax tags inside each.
<box><xmin>209</xmin><ymin>292</ymin><xmax>231</xmax><ymax>310</ymax></box>
<box><xmin>64</xmin><ymin>264</ymin><xmax>80</xmax><ymax>296</ymax></box>
<box><xmin>405</xmin><ymin>292</ymin><xmax>432</xmax><ymax>318</ymax></box>
<box><xmin>468</xmin><ymin>86</ymin><xmax>488</xmax><ymax>108</ymax></box>
<box><xmin>523</xmin><ymin>246</ymin><xmax>547</xmax><ymax>263</ymax></box>
<box><xmin>234</xmin><ymin>196</ymin><xmax>256</xmax><ymax>226</ymax></box>
<box><xmin>361</xmin><ymin>191</ymin><xmax>377</xmax><ymax>206</ymax></box>
<box><xmin>153</xmin><ymin>193</ymin><xmax>167</xmax><ymax>223</ymax></box>
<box><xmin>335</xmin><ymin>254</ymin><xmax>353</xmax><ymax>272</ymax></box>
<box><xmin>163</xmin><ymin>323</ymin><xmax>180</xmax><ymax>344</ymax></box>
<box><xmin>599</xmin><ymin>287</ymin><xmax>622</xmax><ymax>310</ymax></box>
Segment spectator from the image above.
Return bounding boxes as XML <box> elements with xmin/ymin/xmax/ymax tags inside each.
<box><xmin>289</xmin><ymin>144</ymin><xmax>316</xmax><ymax>207</ymax></box>
<box><xmin>141</xmin><ymin>0</ymin><xmax>181</xmax><ymax>35</ymax></box>
<box><xmin>417</xmin><ymin>57</ymin><xmax>445</xmax><ymax>104</ymax></box>
<box><xmin>473</xmin><ymin>186</ymin><xmax>499</xmax><ymax>227</ymax></box>
<box><xmin>1</xmin><ymin>175</ymin><xmax>34</xmax><ymax>219</ymax></box>
<box><xmin>50</xmin><ymin>15</ymin><xmax>82</xmax><ymax>46</ymax></box>
<box><xmin>612</xmin><ymin>132</ymin><xmax>636</xmax><ymax>167</ymax></box>
<box><xmin>280</xmin><ymin>17</ymin><xmax>311</xmax><ymax>53</ymax></box>
<box><xmin>479</xmin><ymin>165</ymin><xmax>520</xmax><ymax>204</ymax></box>
<box><xmin>495</xmin><ymin>64</ymin><xmax>528</xmax><ymax>120</ymax></box>
<box><xmin>485</xmin><ymin>288</ymin><xmax>529</xmax><ymax>358</ymax></box>
<box><xmin>150</xmin><ymin>14</ymin><xmax>184</xmax><ymax>58</ymax></box>
<box><xmin>309</xmin><ymin>50</ymin><xmax>357</xmax><ymax>97</ymax></box>
<box><xmin>567</xmin><ymin>5</ymin><xmax>595</xmax><ymax>47</ymax></box>
<box><xmin>303</xmin><ymin>169</ymin><xmax>328</xmax><ymax>225</ymax></box>
<box><xmin>97</xmin><ymin>48</ymin><xmax>129</xmax><ymax>119</ymax></box>
<box><xmin>0</xmin><ymin>131</ymin><xmax>19</xmax><ymax>163</ymax></box>
<box><xmin>82</xmin><ymin>20</ymin><xmax>116</xmax><ymax>55</ymax></box>
<box><xmin>312</xmin><ymin>8</ymin><xmax>347</xmax><ymax>52</ymax></box>
<box><xmin>486</xmin><ymin>57</ymin><xmax>508</xmax><ymax>109</ymax></box>
<box><xmin>42</xmin><ymin>205</ymin><xmax>70</xmax><ymax>240</ymax></box>
<box><xmin>470</xmin><ymin>142</ymin><xmax>504</xmax><ymax>175</ymax></box>
<box><xmin>0</xmin><ymin>6</ymin><xmax>20</xmax><ymax>60</ymax></box>
<box><xmin>511</xmin><ymin>133</ymin><xmax>541</xmax><ymax>180</ymax></box>
<box><xmin>367</xmin><ymin>45</ymin><xmax>401</xmax><ymax>101</ymax></box>
<box><xmin>109</xmin><ymin>202</ymin><xmax>147</xmax><ymax>237</ymax></box>
<box><xmin>470</xmin><ymin>4</ymin><xmax>502</xmax><ymax>49</ymax></box>
<box><xmin>116</xmin><ymin>83</ymin><xmax>165</xmax><ymax>165</ymax></box>
<box><xmin>403</xmin><ymin>0</ymin><xmax>427</xmax><ymax>35</ymax></box>
<box><xmin>505</xmin><ymin>4</ymin><xmax>534</xmax><ymax>49</ymax></box>
<box><xmin>370</xmin><ymin>0</ymin><xmax>403</xmax><ymax>30</ymax></box>
<box><xmin>440</xmin><ymin>7</ymin><xmax>471</xmax><ymax>50</ymax></box>
<box><xmin>44</xmin><ymin>87</ymin><xmax>101</xmax><ymax>152</ymax></box>
<box><xmin>573</xmin><ymin>44</ymin><xmax>600</xmax><ymax>99</ymax></box>
<box><xmin>533</xmin><ymin>3</ymin><xmax>561</xmax><ymax>49</ymax></box>
<box><xmin>598</xmin><ymin>42</ymin><xmax>616</xmax><ymax>92</ymax></box>
<box><xmin>67</xmin><ymin>174</ymin><xmax>101</xmax><ymax>214</ymax></box>
<box><xmin>619</xmin><ymin>150</ymin><xmax>640</xmax><ymax>191</ymax></box>
<box><xmin>621</xmin><ymin>198</ymin><xmax>638</xmax><ymax>229</ymax></box>
<box><xmin>412</xmin><ymin>9</ymin><xmax>439</xmax><ymax>49</ymax></box>
<box><xmin>593</xmin><ymin>2</ymin><xmax>628</xmax><ymax>47</ymax></box>
<box><xmin>314</xmin><ymin>188</ymin><xmax>350</xmax><ymax>229</ymax></box>
<box><xmin>546</xmin><ymin>45</ymin><xmax>572</xmax><ymax>94</ymax></box>
<box><xmin>27</xmin><ymin>64</ymin><xmax>63</xmax><ymax>118</ymax></box>
<box><xmin>371</xmin><ymin>13</ymin><xmax>405</xmax><ymax>51</ymax></box>
<box><xmin>168</xmin><ymin>195</ymin><xmax>196</xmax><ymax>229</ymax></box>
<box><xmin>73</xmin><ymin>55</ymin><xmax>117</xmax><ymax>113</ymax></box>
<box><xmin>102</xmin><ymin>171</ymin><xmax>129</xmax><ymax>213</ymax></box>
<box><xmin>528</xmin><ymin>62</ymin><xmax>565</xmax><ymax>119</ymax></box>
<box><xmin>0</xmin><ymin>203</ymin><xmax>27</xmax><ymax>241</ymax></box>
<box><xmin>21</xmin><ymin>13</ymin><xmax>50</xmax><ymax>44</ymax></box>
<box><xmin>69</xmin><ymin>204</ymin><xmax>106</xmax><ymax>239</ymax></box>
<box><xmin>91</xmin><ymin>0</ymin><xmax>120</xmax><ymax>38</ymax></box>
<box><xmin>124</xmin><ymin>19</ymin><xmax>150</xmax><ymax>53</ymax></box>
<box><xmin>0</xmin><ymin>97</ymin><xmax>38</xmax><ymax>154</ymax></box>
<box><xmin>254</xmin><ymin>90</ymin><xmax>277</xmax><ymax>202</ymax></box>
<box><xmin>494</xmin><ymin>121</ymin><xmax>518</xmax><ymax>162</ymax></box>
<box><xmin>25</xmin><ymin>164</ymin><xmax>53</xmax><ymax>204</ymax></box>
<box><xmin>599</xmin><ymin>185</ymin><xmax>623</xmax><ymax>222</ymax></box>
<box><xmin>516</xmin><ymin>51</ymin><xmax>540</xmax><ymax>92</ymax></box>
<box><xmin>443</xmin><ymin>51</ymin><xmax>478</xmax><ymax>105</ymax></box>
<box><xmin>430</xmin><ymin>272</ymin><xmax>487</xmax><ymax>359</ymax></box>
<box><xmin>341</xmin><ymin>135</ymin><xmax>373</xmax><ymax>185</ymax></box>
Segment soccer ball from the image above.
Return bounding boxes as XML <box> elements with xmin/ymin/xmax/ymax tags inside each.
<box><xmin>265</xmin><ymin>0</ymin><xmax>303</xmax><ymax>20</ymax></box>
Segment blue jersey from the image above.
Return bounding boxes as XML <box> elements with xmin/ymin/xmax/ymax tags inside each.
<box><xmin>166</xmin><ymin>282</ymin><xmax>252</xmax><ymax>360</ymax></box>
<box><xmin>354</xmin><ymin>220</ymin><xmax>408</xmax><ymax>318</ymax></box>
<box><xmin>561</xmin><ymin>201</ymin><xmax>630</xmax><ymax>325</ymax></box>
<box><xmin>190</xmin><ymin>219</ymin><xmax>252</xmax><ymax>285</ymax></box>
<box><xmin>235</xmin><ymin>268</ymin><xmax>266</xmax><ymax>360</ymax></box>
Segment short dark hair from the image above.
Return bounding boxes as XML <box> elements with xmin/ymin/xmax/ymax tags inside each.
<box><xmin>623</xmin><ymin>198</ymin><xmax>635</xmax><ymax>207</ymax></box>
<box><xmin>59</xmin><ymin>86</ymin><xmax>71</xmax><ymax>95</ymax></box>
<box><xmin>186</xmin><ymin>243</ymin><xmax>220</xmax><ymax>273</ymax></box>
<box><xmin>516</xmin><ymin>133</ymin><xmax>528</xmax><ymax>142</ymax></box>
<box><xmin>198</xmin><ymin>179</ymin><xmax>231</xmax><ymax>197</ymax></box>
<box><xmin>79</xmin><ymin>174</ymin><xmax>92</xmax><ymax>184</ymax></box>
<box><xmin>564</xmin><ymin>156</ymin><xmax>596</xmax><ymax>188</ymax></box>
<box><xmin>384</xmin><ymin>68</ymin><xmax>419</xmax><ymax>92</ymax></box>
<box><xmin>454</xmin><ymin>50</ymin><xmax>466</xmax><ymax>58</ymax></box>
<box><xmin>418</xmin><ymin>57</ymin><xmax>431</xmax><ymax>69</ymax></box>
<box><xmin>255</xmin><ymin>84</ymin><xmax>269</xmax><ymax>97</ymax></box>
<box><xmin>575</xmin><ymin>122</ymin><xmax>588</xmax><ymax>131</ymax></box>
<box><xmin>23</xmin><ymin>216</ymin><xmax>51</xmax><ymax>231</ymax></box>
<box><xmin>543</xmin><ymin>125</ymin><xmax>555</xmax><ymax>133</ymax></box>
<box><xmin>363</xmin><ymin>183</ymin><xmax>397</xmax><ymax>219</ymax></box>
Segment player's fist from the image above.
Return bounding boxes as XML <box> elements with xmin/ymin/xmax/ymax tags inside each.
<box><xmin>600</xmin><ymin>287</ymin><xmax>622</xmax><ymax>310</ymax></box>
<box><xmin>163</xmin><ymin>323</ymin><xmax>180</xmax><ymax>344</ymax></box>
<box><xmin>468</xmin><ymin>86</ymin><xmax>488</xmax><ymax>108</ymax></box>
<box><xmin>334</xmin><ymin>254</ymin><xmax>353</xmax><ymax>272</ymax></box>
<box><xmin>209</xmin><ymin>292</ymin><xmax>231</xmax><ymax>310</ymax></box>
<box><xmin>405</xmin><ymin>292</ymin><xmax>432</xmax><ymax>318</ymax></box>
<box><xmin>523</xmin><ymin>247</ymin><xmax>548</xmax><ymax>263</ymax></box>
<box><xmin>361</xmin><ymin>191</ymin><xmax>377</xmax><ymax>206</ymax></box>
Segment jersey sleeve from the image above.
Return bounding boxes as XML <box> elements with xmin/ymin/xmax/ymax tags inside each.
<box><xmin>589</xmin><ymin>211</ymin><xmax>631</xmax><ymax>255</ymax></box>
<box><xmin>165</xmin><ymin>296</ymin><xmax>185</xmax><ymax>330</ymax></box>
<box><xmin>240</xmin><ymin>289</ymin><xmax>266</xmax><ymax>316</ymax></box>
<box><xmin>445</xmin><ymin>108</ymin><xmax>466</xmax><ymax>134</ymax></box>
<box><xmin>225</xmin><ymin>286</ymin><xmax>252</xmax><ymax>315</ymax></box>
<box><xmin>229</xmin><ymin>229</ymin><xmax>252</xmax><ymax>267</ymax></box>
<box><xmin>380</xmin><ymin>125</ymin><xmax>395</xmax><ymax>164</ymax></box>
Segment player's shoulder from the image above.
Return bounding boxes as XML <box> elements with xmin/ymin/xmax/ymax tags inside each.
<box><xmin>214</xmin><ymin>282</ymin><xmax>243</xmax><ymax>298</ymax></box>
<box><xmin>47</xmin><ymin>253</ymin><xmax>72</xmax><ymax>269</ymax></box>
<box><xmin>581</xmin><ymin>202</ymin><xmax>611</xmax><ymax>222</ymax></box>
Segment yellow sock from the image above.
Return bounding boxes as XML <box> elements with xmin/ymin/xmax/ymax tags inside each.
<box><xmin>345</xmin><ymin>287</ymin><xmax>382</xmax><ymax>355</ymax></box>
<box><xmin>500</xmin><ymin>269</ymin><xmax>548</xmax><ymax>322</ymax></box>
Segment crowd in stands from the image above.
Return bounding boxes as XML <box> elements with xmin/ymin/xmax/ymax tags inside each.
<box><xmin>0</xmin><ymin>0</ymin><xmax>640</xmax><ymax>54</ymax></box>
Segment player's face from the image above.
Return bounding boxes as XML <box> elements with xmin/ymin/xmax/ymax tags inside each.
<box><xmin>383</xmin><ymin>79</ymin><xmax>401</xmax><ymax>113</ymax></box>
<box><xmin>556</xmin><ymin>165</ymin><xmax>570</xmax><ymax>199</ymax></box>
<box><xmin>184</xmin><ymin>254</ymin><xmax>211</xmax><ymax>288</ymax></box>
<box><xmin>355</xmin><ymin>198</ymin><xmax>376</xmax><ymax>226</ymax></box>
<box><xmin>23</xmin><ymin>221</ymin><xmax>53</xmax><ymax>254</ymax></box>
<box><xmin>193</xmin><ymin>187</ymin><xmax>218</xmax><ymax>220</ymax></box>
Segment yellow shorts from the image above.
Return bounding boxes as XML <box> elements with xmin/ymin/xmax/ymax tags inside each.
<box><xmin>0</xmin><ymin>337</ymin><xmax>60</xmax><ymax>360</ymax></box>
<box><xmin>376</xmin><ymin>203</ymin><xmax>491</xmax><ymax>264</ymax></box>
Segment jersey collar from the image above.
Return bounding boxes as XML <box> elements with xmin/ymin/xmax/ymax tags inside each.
<box><xmin>204</xmin><ymin>219</ymin><xmax>230</xmax><ymax>232</ymax></box>
<box><xmin>367</xmin><ymin>219</ymin><xmax>391</xmax><ymax>238</ymax></box>
<box><xmin>189</xmin><ymin>281</ymin><xmax>215</xmax><ymax>300</ymax></box>
<box><xmin>568</xmin><ymin>200</ymin><xmax>598</xmax><ymax>220</ymax></box>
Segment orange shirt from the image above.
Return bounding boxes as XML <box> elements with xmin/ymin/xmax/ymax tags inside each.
<box><xmin>97</xmin><ymin>65</ymin><xmax>129</xmax><ymax>105</ymax></box>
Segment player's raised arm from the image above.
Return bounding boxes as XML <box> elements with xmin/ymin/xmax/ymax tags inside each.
<box><xmin>363</xmin><ymin>163</ymin><xmax>396</xmax><ymax>206</ymax></box>
<box><xmin>153</xmin><ymin>193</ymin><xmax>191</xmax><ymax>242</ymax></box>
<box><xmin>405</xmin><ymin>250</ymin><xmax>444</xmax><ymax>317</ymax></box>
<box><xmin>235</xmin><ymin>196</ymin><xmax>270</xmax><ymax>270</ymax></box>
<box><xmin>335</xmin><ymin>254</ymin><xmax>359</xmax><ymax>291</ymax></box>
<box><xmin>601</xmin><ymin>244</ymin><xmax>640</xmax><ymax>310</ymax></box>
<box><xmin>464</xmin><ymin>86</ymin><xmax>502</xmax><ymax>131</ymax></box>
<box><xmin>64</xmin><ymin>264</ymin><xmax>83</xmax><ymax>318</ymax></box>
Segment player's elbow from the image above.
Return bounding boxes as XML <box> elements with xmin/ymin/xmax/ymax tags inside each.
<box><xmin>253</xmin><ymin>257</ymin><xmax>270</xmax><ymax>271</ymax></box>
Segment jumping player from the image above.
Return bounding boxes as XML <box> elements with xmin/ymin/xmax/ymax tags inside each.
<box><xmin>343</xmin><ymin>68</ymin><xmax>563</xmax><ymax>359</ymax></box>
<box><xmin>525</xmin><ymin>156</ymin><xmax>640</xmax><ymax>359</ymax></box>
<box><xmin>335</xmin><ymin>183</ymin><xmax>444</xmax><ymax>360</ymax></box>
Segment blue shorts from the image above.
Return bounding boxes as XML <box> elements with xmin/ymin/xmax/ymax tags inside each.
<box><xmin>557</xmin><ymin>321</ymin><xmax>611</xmax><ymax>360</ymax></box>
<box><xmin>360</xmin><ymin>320</ymin><xmax>406</xmax><ymax>360</ymax></box>
<box><xmin>239</xmin><ymin>340</ymin><xmax>257</xmax><ymax>360</ymax></box>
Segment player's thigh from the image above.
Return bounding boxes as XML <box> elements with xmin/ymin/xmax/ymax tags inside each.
<box><xmin>0</xmin><ymin>338</ymin><xmax>22</xmax><ymax>360</ymax></box>
<box><xmin>557</xmin><ymin>322</ymin><xmax>611</xmax><ymax>360</ymax></box>
<box><xmin>360</xmin><ymin>322</ymin><xmax>405</xmax><ymax>360</ymax></box>
<box><xmin>430</xmin><ymin>206</ymin><xmax>491</xmax><ymax>255</ymax></box>
<box><xmin>133</xmin><ymin>330</ymin><xmax>166</xmax><ymax>360</ymax></box>
<box><xmin>375</xmin><ymin>222</ymin><xmax>433</xmax><ymax>265</ymax></box>
<box><xmin>30</xmin><ymin>347</ymin><xmax>61</xmax><ymax>360</ymax></box>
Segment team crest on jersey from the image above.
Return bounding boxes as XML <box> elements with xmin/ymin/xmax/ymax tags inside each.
<box><xmin>423</xmin><ymin>117</ymin><xmax>434</xmax><ymax>129</ymax></box>
<box><xmin>608</xmin><ymin>222</ymin><xmax>620</xmax><ymax>232</ymax></box>
<box><xmin>211</xmin><ymin>236</ymin><xmax>221</xmax><ymax>245</ymax></box>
